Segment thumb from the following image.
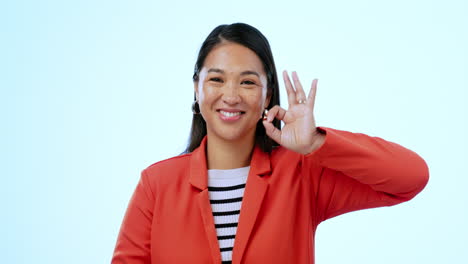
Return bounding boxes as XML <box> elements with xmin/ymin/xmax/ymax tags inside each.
<box><xmin>263</xmin><ymin>120</ymin><xmax>282</xmax><ymax>144</ymax></box>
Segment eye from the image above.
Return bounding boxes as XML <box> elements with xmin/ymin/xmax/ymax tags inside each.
<box><xmin>209</xmin><ymin>77</ymin><xmax>223</xmax><ymax>83</ymax></box>
<box><xmin>241</xmin><ymin>80</ymin><xmax>256</xmax><ymax>85</ymax></box>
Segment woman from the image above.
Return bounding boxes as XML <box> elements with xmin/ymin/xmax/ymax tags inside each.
<box><xmin>112</xmin><ymin>23</ymin><xmax>429</xmax><ymax>264</ymax></box>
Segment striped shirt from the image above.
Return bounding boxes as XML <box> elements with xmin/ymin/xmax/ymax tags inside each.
<box><xmin>208</xmin><ymin>166</ymin><xmax>250</xmax><ymax>264</ymax></box>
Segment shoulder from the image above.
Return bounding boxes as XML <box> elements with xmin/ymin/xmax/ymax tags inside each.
<box><xmin>143</xmin><ymin>153</ymin><xmax>192</xmax><ymax>182</ymax></box>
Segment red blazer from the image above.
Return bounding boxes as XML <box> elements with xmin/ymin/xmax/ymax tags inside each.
<box><xmin>112</xmin><ymin>127</ymin><xmax>429</xmax><ymax>264</ymax></box>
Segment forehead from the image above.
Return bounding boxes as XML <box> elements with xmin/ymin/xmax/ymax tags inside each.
<box><xmin>203</xmin><ymin>42</ymin><xmax>265</xmax><ymax>75</ymax></box>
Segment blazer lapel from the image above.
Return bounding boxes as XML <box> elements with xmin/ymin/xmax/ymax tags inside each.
<box><xmin>198</xmin><ymin>190</ymin><xmax>222</xmax><ymax>264</ymax></box>
<box><xmin>190</xmin><ymin>137</ymin><xmax>222</xmax><ymax>264</ymax></box>
<box><xmin>232</xmin><ymin>145</ymin><xmax>271</xmax><ymax>264</ymax></box>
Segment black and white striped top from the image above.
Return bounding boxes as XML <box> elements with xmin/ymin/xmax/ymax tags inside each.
<box><xmin>208</xmin><ymin>166</ymin><xmax>250</xmax><ymax>264</ymax></box>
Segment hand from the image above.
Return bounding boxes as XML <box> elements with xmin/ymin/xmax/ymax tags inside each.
<box><xmin>262</xmin><ymin>70</ymin><xmax>325</xmax><ymax>155</ymax></box>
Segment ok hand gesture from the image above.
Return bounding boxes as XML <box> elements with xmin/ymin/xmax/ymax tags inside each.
<box><xmin>262</xmin><ymin>71</ymin><xmax>325</xmax><ymax>155</ymax></box>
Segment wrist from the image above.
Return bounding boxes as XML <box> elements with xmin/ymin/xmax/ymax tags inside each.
<box><xmin>303</xmin><ymin>128</ymin><xmax>326</xmax><ymax>155</ymax></box>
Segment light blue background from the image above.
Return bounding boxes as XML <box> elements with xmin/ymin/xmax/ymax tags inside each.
<box><xmin>2</xmin><ymin>0</ymin><xmax>467</xmax><ymax>263</ymax></box>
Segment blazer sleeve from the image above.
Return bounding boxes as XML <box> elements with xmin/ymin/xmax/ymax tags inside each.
<box><xmin>112</xmin><ymin>169</ymin><xmax>155</xmax><ymax>264</ymax></box>
<box><xmin>304</xmin><ymin>127</ymin><xmax>429</xmax><ymax>223</ymax></box>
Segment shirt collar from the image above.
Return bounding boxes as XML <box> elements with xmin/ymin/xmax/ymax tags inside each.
<box><xmin>189</xmin><ymin>136</ymin><xmax>271</xmax><ymax>190</ymax></box>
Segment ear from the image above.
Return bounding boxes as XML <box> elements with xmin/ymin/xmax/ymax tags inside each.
<box><xmin>193</xmin><ymin>81</ymin><xmax>199</xmax><ymax>101</ymax></box>
<box><xmin>264</xmin><ymin>93</ymin><xmax>271</xmax><ymax>108</ymax></box>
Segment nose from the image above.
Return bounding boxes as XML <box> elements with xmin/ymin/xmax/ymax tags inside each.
<box><xmin>221</xmin><ymin>82</ymin><xmax>241</xmax><ymax>105</ymax></box>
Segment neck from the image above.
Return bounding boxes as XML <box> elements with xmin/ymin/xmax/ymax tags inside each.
<box><xmin>206</xmin><ymin>134</ymin><xmax>255</xmax><ymax>170</ymax></box>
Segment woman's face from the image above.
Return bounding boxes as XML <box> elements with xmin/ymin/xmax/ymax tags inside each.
<box><xmin>195</xmin><ymin>41</ymin><xmax>270</xmax><ymax>144</ymax></box>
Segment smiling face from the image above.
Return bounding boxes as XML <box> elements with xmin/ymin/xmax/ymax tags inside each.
<box><xmin>194</xmin><ymin>41</ymin><xmax>270</xmax><ymax>144</ymax></box>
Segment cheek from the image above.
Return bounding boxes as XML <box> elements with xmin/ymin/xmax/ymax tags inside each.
<box><xmin>198</xmin><ymin>85</ymin><xmax>215</xmax><ymax>104</ymax></box>
<box><xmin>246</xmin><ymin>90</ymin><xmax>266</xmax><ymax>111</ymax></box>
<box><xmin>198</xmin><ymin>85</ymin><xmax>219</xmax><ymax>119</ymax></box>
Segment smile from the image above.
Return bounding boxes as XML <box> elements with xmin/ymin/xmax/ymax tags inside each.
<box><xmin>220</xmin><ymin>110</ymin><xmax>242</xmax><ymax>117</ymax></box>
<box><xmin>217</xmin><ymin>110</ymin><xmax>245</xmax><ymax>121</ymax></box>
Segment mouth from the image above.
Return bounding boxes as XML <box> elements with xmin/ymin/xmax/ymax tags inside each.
<box><xmin>217</xmin><ymin>109</ymin><xmax>245</xmax><ymax>121</ymax></box>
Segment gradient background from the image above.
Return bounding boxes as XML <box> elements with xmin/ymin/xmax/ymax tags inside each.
<box><xmin>2</xmin><ymin>0</ymin><xmax>467</xmax><ymax>263</ymax></box>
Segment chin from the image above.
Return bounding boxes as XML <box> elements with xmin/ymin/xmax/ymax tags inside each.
<box><xmin>217</xmin><ymin>130</ymin><xmax>246</xmax><ymax>142</ymax></box>
<box><xmin>208</xmin><ymin>126</ymin><xmax>255</xmax><ymax>144</ymax></box>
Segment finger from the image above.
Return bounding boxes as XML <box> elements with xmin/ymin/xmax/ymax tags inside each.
<box><xmin>307</xmin><ymin>78</ymin><xmax>318</xmax><ymax>110</ymax></box>
<box><xmin>266</xmin><ymin>105</ymin><xmax>287</xmax><ymax>122</ymax></box>
<box><xmin>282</xmin><ymin>70</ymin><xmax>296</xmax><ymax>106</ymax></box>
<box><xmin>263</xmin><ymin>120</ymin><xmax>282</xmax><ymax>144</ymax></box>
<box><xmin>292</xmin><ymin>71</ymin><xmax>306</xmax><ymax>103</ymax></box>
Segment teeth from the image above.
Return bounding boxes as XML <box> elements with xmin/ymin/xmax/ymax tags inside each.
<box><xmin>220</xmin><ymin>111</ymin><xmax>241</xmax><ymax>117</ymax></box>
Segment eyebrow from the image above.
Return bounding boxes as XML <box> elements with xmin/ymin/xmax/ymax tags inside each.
<box><xmin>207</xmin><ymin>68</ymin><xmax>260</xmax><ymax>77</ymax></box>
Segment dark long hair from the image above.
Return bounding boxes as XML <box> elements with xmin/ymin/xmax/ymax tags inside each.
<box><xmin>185</xmin><ymin>23</ymin><xmax>281</xmax><ymax>153</ymax></box>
